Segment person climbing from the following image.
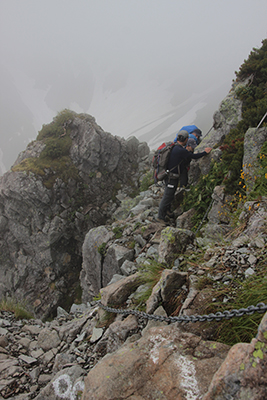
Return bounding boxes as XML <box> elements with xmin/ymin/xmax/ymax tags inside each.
<box><xmin>157</xmin><ymin>130</ymin><xmax>212</xmax><ymax>223</ymax></box>
<box><xmin>178</xmin><ymin>124</ymin><xmax>202</xmax><ymax>185</ymax></box>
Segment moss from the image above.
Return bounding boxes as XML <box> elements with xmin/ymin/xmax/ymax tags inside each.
<box><xmin>12</xmin><ymin>155</ymin><xmax>79</xmax><ymax>189</ymax></box>
<box><xmin>112</xmin><ymin>227</ymin><xmax>124</xmax><ymax>239</ymax></box>
<box><xmin>161</xmin><ymin>227</ymin><xmax>176</xmax><ymax>244</ymax></box>
<box><xmin>98</xmin><ymin>242</ymin><xmax>107</xmax><ymax>256</ymax></box>
<box><xmin>127</xmin><ymin>240</ymin><xmax>136</xmax><ymax>249</ymax></box>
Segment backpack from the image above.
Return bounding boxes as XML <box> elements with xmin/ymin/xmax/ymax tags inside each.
<box><xmin>152</xmin><ymin>141</ymin><xmax>179</xmax><ymax>182</ymax></box>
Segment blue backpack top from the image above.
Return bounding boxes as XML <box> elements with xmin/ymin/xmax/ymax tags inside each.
<box><xmin>174</xmin><ymin>125</ymin><xmax>202</xmax><ymax>143</ymax></box>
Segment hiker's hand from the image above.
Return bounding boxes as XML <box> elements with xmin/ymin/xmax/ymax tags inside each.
<box><xmin>205</xmin><ymin>147</ymin><xmax>212</xmax><ymax>154</ymax></box>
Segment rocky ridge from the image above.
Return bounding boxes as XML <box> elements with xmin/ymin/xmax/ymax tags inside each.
<box><xmin>0</xmin><ymin>78</ymin><xmax>267</xmax><ymax>399</ymax></box>
<box><xmin>0</xmin><ymin>183</ymin><xmax>267</xmax><ymax>399</ymax></box>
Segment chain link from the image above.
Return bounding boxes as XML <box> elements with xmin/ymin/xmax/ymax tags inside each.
<box><xmin>96</xmin><ymin>301</ymin><xmax>267</xmax><ymax>324</ymax></box>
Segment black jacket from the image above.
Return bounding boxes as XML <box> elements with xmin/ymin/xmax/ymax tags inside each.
<box><xmin>167</xmin><ymin>144</ymin><xmax>207</xmax><ymax>176</ymax></box>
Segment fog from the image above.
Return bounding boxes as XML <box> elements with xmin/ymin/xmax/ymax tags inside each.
<box><xmin>1</xmin><ymin>0</ymin><xmax>267</xmax><ymax>174</ymax></box>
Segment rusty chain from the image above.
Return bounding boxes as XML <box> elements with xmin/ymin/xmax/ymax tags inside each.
<box><xmin>96</xmin><ymin>301</ymin><xmax>267</xmax><ymax>324</ymax></box>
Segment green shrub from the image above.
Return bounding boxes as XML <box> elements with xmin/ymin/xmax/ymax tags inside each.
<box><xmin>248</xmin><ymin>141</ymin><xmax>267</xmax><ymax>199</ymax></box>
<box><xmin>12</xmin><ymin>109</ymin><xmax>80</xmax><ymax>188</ymax></box>
<box><xmin>219</xmin><ymin>39</ymin><xmax>267</xmax><ymax>195</ymax></box>
<box><xmin>133</xmin><ymin>260</ymin><xmax>167</xmax><ymax>310</ymax></box>
<box><xmin>40</xmin><ymin>135</ymin><xmax>72</xmax><ymax>160</ymax></box>
<box><xmin>37</xmin><ymin>109</ymin><xmax>75</xmax><ymax>141</ymax></box>
<box><xmin>98</xmin><ymin>242</ymin><xmax>107</xmax><ymax>256</ymax></box>
<box><xmin>140</xmin><ymin>171</ymin><xmax>154</xmax><ymax>191</ymax></box>
<box><xmin>204</xmin><ymin>260</ymin><xmax>267</xmax><ymax>346</ymax></box>
<box><xmin>112</xmin><ymin>227</ymin><xmax>123</xmax><ymax>239</ymax></box>
<box><xmin>182</xmin><ymin>161</ymin><xmax>227</xmax><ymax>230</ymax></box>
<box><xmin>0</xmin><ymin>297</ymin><xmax>33</xmax><ymax>320</ymax></box>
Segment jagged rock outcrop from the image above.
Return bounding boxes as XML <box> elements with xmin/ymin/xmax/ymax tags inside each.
<box><xmin>188</xmin><ymin>78</ymin><xmax>250</xmax><ymax>184</ymax></box>
<box><xmin>243</xmin><ymin>126</ymin><xmax>267</xmax><ymax>192</ymax></box>
<box><xmin>0</xmin><ymin>112</ymin><xmax>150</xmax><ymax>319</ymax></box>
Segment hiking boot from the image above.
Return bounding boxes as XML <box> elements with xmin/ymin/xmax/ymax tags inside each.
<box><xmin>155</xmin><ymin>217</ymin><xmax>167</xmax><ymax>225</ymax></box>
<box><xmin>166</xmin><ymin>210</ymin><xmax>175</xmax><ymax>218</ymax></box>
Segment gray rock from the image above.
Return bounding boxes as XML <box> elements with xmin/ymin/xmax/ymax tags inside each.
<box><xmin>37</xmin><ymin>328</ymin><xmax>61</xmax><ymax>351</ymax></box>
<box><xmin>102</xmin><ymin>244</ymin><xmax>134</xmax><ymax>287</ymax></box>
<box><xmin>158</xmin><ymin>227</ymin><xmax>195</xmax><ymax>264</ymax></box>
<box><xmin>56</xmin><ymin>306</ymin><xmax>69</xmax><ymax>318</ymax></box>
<box><xmin>90</xmin><ymin>327</ymin><xmax>104</xmax><ymax>344</ymax></box>
<box><xmin>80</xmin><ymin>225</ymin><xmax>114</xmax><ymax>303</ymax></box>
<box><xmin>245</xmin><ymin>267</ymin><xmax>255</xmax><ymax>278</ymax></box>
<box><xmin>107</xmin><ymin>274</ymin><xmax>124</xmax><ymax>285</ymax></box>
<box><xmin>243</xmin><ymin>127</ymin><xmax>267</xmax><ymax>192</ymax></box>
<box><xmin>120</xmin><ymin>260</ymin><xmax>137</xmax><ymax>276</ymax></box>
<box><xmin>35</xmin><ymin>366</ymin><xmax>84</xmax><ymax>400</ymax></box>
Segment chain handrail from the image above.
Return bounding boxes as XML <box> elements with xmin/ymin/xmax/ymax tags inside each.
<box><xmin>96</xmin><ymin>301</ymin><xmax>267</xmax><ymax>324</ymax></box>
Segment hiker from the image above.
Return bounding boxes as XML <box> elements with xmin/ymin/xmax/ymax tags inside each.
<box><xmin>179</xmin><ymin>125</ymin><xmax>202</xmax><ymax>180</ymax></box>
<box><xmin>157</xmin><ymin>130</ymin><xmax>212</xmax><ymax>222</ymax></box>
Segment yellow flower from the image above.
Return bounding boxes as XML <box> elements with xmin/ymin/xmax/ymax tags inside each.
<box><xmin>265</xmin><ymin>173</ymin><xmax>267</xmax><ymax>179</ymax></box>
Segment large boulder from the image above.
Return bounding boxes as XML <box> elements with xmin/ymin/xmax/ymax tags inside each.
<box><xmin>158</xmin><ymin>226</ymin><xmax>195</xmax><ymax>265</ymax></box>
<box><xmin>203</xmin><ymin>311</ymin><xmax>267</xmax><ymax>399</ymax></box>
<box><xmin>80</xmin><ymin>226</ymin><xmax>114</xmax><ymax>303</ymax></box>
<box><xmin>82</xmin><ymin>325</ymin><xmax>230</xmax><ymax>400</ymax></box>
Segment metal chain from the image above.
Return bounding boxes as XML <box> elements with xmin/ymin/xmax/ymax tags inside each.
<box><xmin>96</xmin><ymin>300</ymin><xmax>267</xmax><ymax>324</ymax></box>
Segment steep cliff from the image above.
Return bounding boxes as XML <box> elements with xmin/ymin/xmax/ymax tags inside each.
<box><xmin>0</xmin><ymin>111</ymin><xmax>150</xmax><ymax>319</ymax></box>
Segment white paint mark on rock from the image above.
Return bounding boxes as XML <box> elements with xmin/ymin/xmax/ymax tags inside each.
<box><xmin>149</xmin><ymin>334</ymin><xmax>167</xmax><ymax>364</ymax></box>
<box><xmin>175</xmin><ymin>355</ymin><xmax>200</xmax><ymax>400</ymax></box>
<box><xmin>52</xmin><ymin>374</ymin><xmax>84</xmax><ymax>400</ymax></box>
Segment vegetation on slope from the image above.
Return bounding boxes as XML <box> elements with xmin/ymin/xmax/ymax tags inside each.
<box><xmin>182</xmin><ymin>38</ymin><xmax>267</xmax><ymax>229</ymax></box>
<box><xmin>12</xmin><ymin>109</ymin><xmax>79</xmax><ymax>188</ymax></box>
<box><xmin>0</xmin><ymin>297</ymin><xmax>33</xmax><ymax>320</ymax></box>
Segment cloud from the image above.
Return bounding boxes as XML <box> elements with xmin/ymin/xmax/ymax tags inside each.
<box><xmin>0</xmin><ymin>0</ymin><xmax>266</xmax><ymax>171</ymax></box>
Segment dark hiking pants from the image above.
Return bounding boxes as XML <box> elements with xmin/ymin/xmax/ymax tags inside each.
<box><xmin>158</xmin><ymin>178</ymin><xmax>179</xmax><ymax>220</ymax></box>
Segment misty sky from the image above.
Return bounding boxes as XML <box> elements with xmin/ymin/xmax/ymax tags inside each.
<box><xmin>0</xmin><ymin>0</ymin><xmax>267</xmax><ymax>173</ymax></box>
